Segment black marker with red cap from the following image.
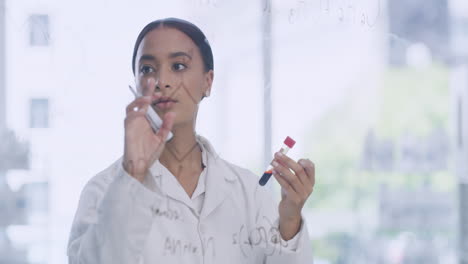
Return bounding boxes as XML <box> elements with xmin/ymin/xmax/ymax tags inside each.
<box><xmin>259</xmin><ymin>136</ymin><xmax>296</xmax><ymax>186</ymax></box>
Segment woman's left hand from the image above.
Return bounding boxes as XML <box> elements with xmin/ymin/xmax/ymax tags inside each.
<box><xmin>271</xmin><ymin>152</ymin><xmax>315</xmax><ymax>240</ymax></box>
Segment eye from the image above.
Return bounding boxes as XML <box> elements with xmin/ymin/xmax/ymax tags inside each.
<box><xmin>172</xmin><ymin>63</ymin><xmax>187</xmax><ymax>71</ymax></box>
<box><xmin>140</xmin><ymin>65</ymin><xmax>155</xmax><ymax>75</ymax></box>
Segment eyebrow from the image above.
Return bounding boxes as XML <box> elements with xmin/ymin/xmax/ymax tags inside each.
<box><xmin>139</xmin><ymin>52</ymin><xmax>192</xmax><ymax>63</ymax></box>
<box><xmin>169</xmin><ymin>51</ymin><xmax>192</xmax><ymax>60</ymax></box>
<box><xmin>139</xmin><ymin>54</ymin><xmax>156</xmax><ymax>62</ymax></box>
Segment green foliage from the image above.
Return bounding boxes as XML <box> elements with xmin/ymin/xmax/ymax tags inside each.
<box><xmin>376</xmin><ymin>64</ymin><xmax>450</xmax><ymax>136</ymax></box>
<box><xmin>305</xmin><ymin>63</ymin><xmax>452</xmax><ymax>210</ymax></box>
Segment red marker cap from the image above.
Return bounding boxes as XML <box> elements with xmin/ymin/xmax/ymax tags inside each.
<box><xmin>284</xmin><ymin>136</ymin><xmax>296</xmax><ymax>148</ymax></box>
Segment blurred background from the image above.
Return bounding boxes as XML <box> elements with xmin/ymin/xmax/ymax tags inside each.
<box><xmin>0</xmin><ymin>0</ymin><xmax>467</xmax><ymax>263</ymax></box>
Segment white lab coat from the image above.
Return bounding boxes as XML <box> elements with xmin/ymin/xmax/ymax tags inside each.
<box><xmin>67</xmin><ymin>135</ymin><xmax>313</xmax><ymax>263</ymax></box>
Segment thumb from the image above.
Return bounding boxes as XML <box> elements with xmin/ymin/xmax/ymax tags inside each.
<box><xmin>149</xmin><ymin>112</ymin><xmax>176</xmax><ymax>163</ymax></box>
<box><xmin>156</xmin><ymin>111</ymin><xmax>176</xmax><ymax>143</ymax></box>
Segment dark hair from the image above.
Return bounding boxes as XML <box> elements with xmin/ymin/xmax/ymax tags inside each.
<box><xmin>131</xmin><ymin>17</ymin><xmax>214</xmax><ymax>75</ymax></box>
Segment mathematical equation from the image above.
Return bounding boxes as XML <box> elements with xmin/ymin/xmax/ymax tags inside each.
<box><xmin>232</xmin><ymin>216</ymin><xmax>289</xmax><ymax>257</ymax></box>
<box><xmin>189</xmin><ymin>0</ymin><xmax>382</xmax><ymax>27</ymax></box>
<box><xmin>279</xmin><ymin>0</ymin><xmax>382</xmax><ymax>26</ymax></box>
<box><xmin>152</xmin><ymin>206</ymin><xmax>183</xmax><ymax>221</ymax></box>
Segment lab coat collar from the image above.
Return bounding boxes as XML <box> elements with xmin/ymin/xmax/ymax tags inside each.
<box><xmin>148</xmin><ymin>134</ymin><xmax>239</xmax><ymax>218</ymax></box>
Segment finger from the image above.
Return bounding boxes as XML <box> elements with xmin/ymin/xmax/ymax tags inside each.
<box><xmin>297</xmin><ymin>159</ymin><xmax>314</xmax><ymax>194</ymax></box>
<box><xmin>301</xmin><ymin>159</ymin><xmax>315</xmax><ymax>188</ymax></box>
<box><xmin>272</xmin><ymin>160</ymin><xmax>306</xmax><ymax>197</ymax></box>
<box><xmin>126</xmin><ymin>96</ymin><xmax>152</xmax><ymax>114</ymax></box>
<box><xmin>125</xmin><ymin>111</ymin><xmax>147</xmax><ymax>120</ymax></box>
<box><xmin>147</xmin><ymin>112</ymin><xmax>175</xmax><ymax>165</ymax></box>
<box><xmin>150</xmin><ymin>112</ymin><xmax>176</xmax><ymax>161</ymax></box>
<box><xmin>142</xmin><ymin>78</ymin><xmax>156</xmax><ymax>97</ymax></box>
<box><xmin>273</xmin><ymin>170</ymin><xmax>302</xmax><ymax>205</ymax></box>
<box><xmin>155</xmin><ymin>111</ymin><xmax>176</xmax><ymax>142</ymax></box>
<box><xmin>134</xmin><ymin>99</ymin><xmax>151</xmax><ymax>114</ymax></box>
<box><xmin>124</xmin><ymin>111</ymin><xmax>149</xmax><ymax>128</ymax></box>
<box><xmin>273</xmin><ymin>152</ymin><xmax>310</xmax><ymax>186</ymax></box>
<box><xmin>272</xmin><ymin>169</ymin><xmax>295</xmax><ymax>197</ymax></box>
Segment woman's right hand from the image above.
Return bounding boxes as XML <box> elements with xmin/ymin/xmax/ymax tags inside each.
<box><xmin>123</xmin><ymin>78</ymin><xmax>176</xmax><ymax>182</ymax></box>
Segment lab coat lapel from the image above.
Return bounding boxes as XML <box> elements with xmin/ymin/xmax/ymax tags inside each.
<box><xmin>198</xmin><ymin>136</ymin><xmax>238</xmax><ymax>220</ymax></box>
<box><xmin>147</xmin><ymin>135</ymin><xmax>239</xmax><ymax>215</ymax></box>
<box><xmin>149</xmin><ymin>160</ymin><xmax>194</xmax><ymax>208</ymax></box>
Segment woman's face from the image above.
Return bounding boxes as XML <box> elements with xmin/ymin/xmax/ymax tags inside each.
<box><xmin>134</xmin><ymin>26</ymin><xmax>213</xmax><ymax>127</ymax></box>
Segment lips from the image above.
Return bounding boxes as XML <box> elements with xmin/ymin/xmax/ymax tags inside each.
<box><xmin>153</xmin><ymin>96</ymin><xmax>177</xmax><ymax>110</ymax></box>
<box><xmin>153</xmin><ymin>96</ymin><xmax>178</xmax><ymax>105</ymax></box>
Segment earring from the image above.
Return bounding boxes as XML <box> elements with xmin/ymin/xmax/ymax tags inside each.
<box><xmin>205</xmin><ymin>91</ymin><xmax>210</xmax><ymax>97</ymax></box>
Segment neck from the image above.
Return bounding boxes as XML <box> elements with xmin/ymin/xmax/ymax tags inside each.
<box><xmin>159</xmin><ymin>120</ymin><xmax>203</xmax><ymax>175</ymax></box>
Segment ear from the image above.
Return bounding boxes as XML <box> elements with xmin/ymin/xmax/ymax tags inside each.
<box><xmin>203</xmin><ymin>69</ymin><xmax>214</xmax><ymax>96</ymax></box>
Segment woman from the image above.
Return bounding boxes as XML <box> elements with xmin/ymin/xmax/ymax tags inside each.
<box><xmin>67</xmin><ymin>17</ymin><xmax>316</xmax><ymax>263</ymax></box>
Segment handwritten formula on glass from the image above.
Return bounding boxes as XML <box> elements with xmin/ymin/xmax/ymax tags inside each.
<box><xmin>190</xmin><ymin>0</ymin><xmax>381</xmax><ymax>27</ymax></box>
<box><xmin>164</xmin><ymin>236</ymin><xmax>215</xmax><ymax>257</ymax></box>
<box><xmin>232</xmin><ymin>216</ymin><xmax>289</xmax><ymax>258</ymax></box>
<box><xmin>284</xmin><ymin>0</ymin><xmax>381</xmax><ymax>26</ymax></box>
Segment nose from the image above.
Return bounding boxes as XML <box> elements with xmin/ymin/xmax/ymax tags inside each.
<box><xmin>155</xmin><ymin>69</ymin><xmax>172</xmax><ymax>91</ymax></box>
<box><xmin>155</xmin><ymin>82</ymin><xmax>170</xmax><ymax>90</ymax></box>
